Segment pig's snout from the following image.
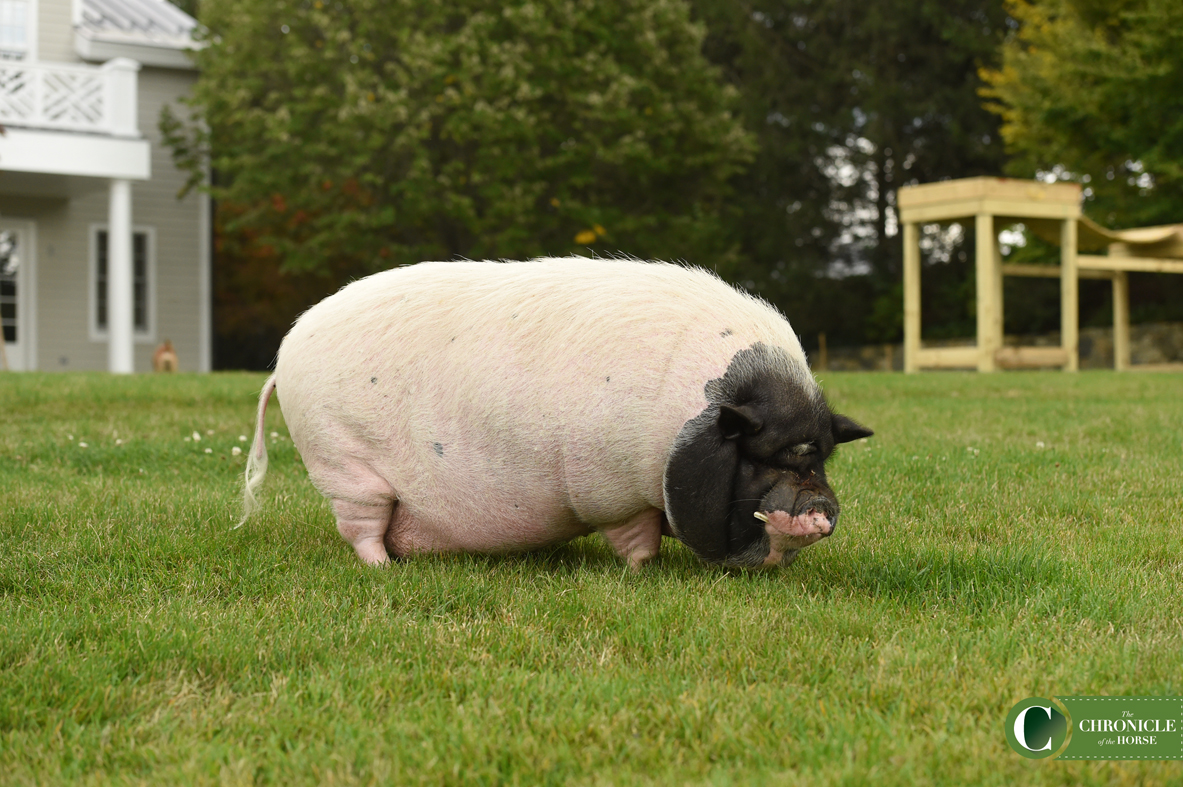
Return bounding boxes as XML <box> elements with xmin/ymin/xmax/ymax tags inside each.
<box><xmin>754</xmin><ymin>479</ymin><xmax>840</xmax><ymax>561</ymax></box>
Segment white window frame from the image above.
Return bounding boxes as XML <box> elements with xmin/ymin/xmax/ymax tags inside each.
<box><xmin>0</xmin><ymin>0</ymin><xmax>37</xmax><ymax>61</ymax></box>
<box><xmin>88</xmin><ymin>223</ymin><xmax>157</xmax><ymax>344</ymax></box>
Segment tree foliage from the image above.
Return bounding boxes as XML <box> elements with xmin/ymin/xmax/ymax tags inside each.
<box><xmin>981</xmin><ymin>0</ymin><xmax>1183</xmax><ymax>228</ymax></box>
<box><xmin>691</xmin><ymin>0</ymin><xmax>1010</xmax><ymax>343</ymax></box>
<box><xmin>165</xmin><ymin>0</ymin><xmax>754</xmax><ymax>276</ymax></box>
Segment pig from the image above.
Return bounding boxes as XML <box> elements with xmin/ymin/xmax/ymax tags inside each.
<box><xmin>241</xmin><ymin>258</ymin><xmax>872</xmax><ymax>569</ymax></box>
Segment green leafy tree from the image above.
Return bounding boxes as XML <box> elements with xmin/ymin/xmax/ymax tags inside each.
<box><xmin>165</xmin><ymin>0</ymin><xmax>753</xmax><ymax>278</ymax></box>
<box><xmin>982</xmin><ymin>0</ymin><xmax>1183</xmax><ymax>229</ymax></box>
<box><xmin>981</xmin><ymin>0</ymin><xmax>1183</xmax><ymax>329</ymax></box>
<box><xmin>691</xmin><ymin>0</ymin><xmax>1011</xmax><ymax>345</ymax></box>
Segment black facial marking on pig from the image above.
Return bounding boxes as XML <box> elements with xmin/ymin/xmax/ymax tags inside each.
<box><xmin>433</xmin><ymin>442</ymin><xmax>444</xmax><ymax>457</ymax></box>
<box><xmin>664</xmin><ymin>342</ymin><xmax>872</xmax><ymax>567</ymax></box>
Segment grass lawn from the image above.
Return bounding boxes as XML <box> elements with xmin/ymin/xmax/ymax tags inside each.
<box><xmin>2</xmin><ymin>370</ymin><xmax>1182</xmax><ymax>785</ymax></box>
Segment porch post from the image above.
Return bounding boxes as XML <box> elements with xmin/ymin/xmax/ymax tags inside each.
<box><xmin>108</xmin><ymin>178</ymin><xmax>134</xmax><ymax>374</ymax></box>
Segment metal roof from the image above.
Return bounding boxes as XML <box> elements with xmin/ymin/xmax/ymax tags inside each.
<box><xmin>77</xmin><ymin>0</ymin><xmax>199</xmax><ymax>50</ymax></box>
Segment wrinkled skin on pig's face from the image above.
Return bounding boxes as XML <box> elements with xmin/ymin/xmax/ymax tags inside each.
<box><xmin>664</xmin><ymin>343</ymin><xmax>873</xmax><ymax>568</ymax></box>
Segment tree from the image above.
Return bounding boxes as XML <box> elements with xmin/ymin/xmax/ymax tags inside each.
<box><xmin>982</xmin><ymin>0</ymin><xmax>1183</xmax><ymax>229</ymax></box>
<box><xmin>691</xmin><ymin>0</ymin><xmax>1011</xmax><ymax>344</ymax></box>
<box><xmin>165</xmin><ymin>0</ymin><xmax>753</xmax><ymax>279</ymax></box>
<box><xmin>981</xmin><ymin>0</ymin><xmax>1183</xmax><ymax>329</ymax></box>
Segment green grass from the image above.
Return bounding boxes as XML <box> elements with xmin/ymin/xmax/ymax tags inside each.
<box><xmin>2</xmin><ymin>370</ymin><xmax>1182</xmax><ymax>785</ymax></box>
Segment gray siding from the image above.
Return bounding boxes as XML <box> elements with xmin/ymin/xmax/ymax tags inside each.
<box><xmin>38</xmin><ymin>0</ymin><xmax>77</xmax><ymax>63</ymax></box>
<box><xmin>134</xmin><ymin>66</ymin><xmax>205</xmax><ymax>372</ymax></box>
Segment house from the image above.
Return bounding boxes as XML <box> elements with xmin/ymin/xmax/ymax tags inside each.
<box><xmin>0</xmin><ymin>0</ymin><xmax>209</xmax><ymax>372</ymax></box>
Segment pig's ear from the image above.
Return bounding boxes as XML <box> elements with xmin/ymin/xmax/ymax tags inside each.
<box><xmin>832</xmin><ymin>413</ymin><xmax>873</xmax><ymax>444</ymax></box>
<box><xmin>663</xmin><ymin>409</ymin><xmax>738</xmax><ymax>563</ymax></box>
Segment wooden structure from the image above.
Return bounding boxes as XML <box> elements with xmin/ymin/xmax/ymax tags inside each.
<box><xmin>898</xmin><ymin>176</ymin><xmax>1183</xmax><ymax>372</ymax></box>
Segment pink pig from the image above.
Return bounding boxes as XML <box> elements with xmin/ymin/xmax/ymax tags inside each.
<box><xmin>241</xmin><ymin>258</ymin><xmax>872</xmax><ymax>568</ymax></box>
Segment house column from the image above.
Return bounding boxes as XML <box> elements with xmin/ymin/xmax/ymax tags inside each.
<box><xmin>108</xmin><ymin>178</ymin><xmax>134</xmax><ymax>374</ymax></box>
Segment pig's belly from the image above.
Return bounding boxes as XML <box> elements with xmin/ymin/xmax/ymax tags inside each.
<box><xmin>385</xmin><ymin>497</ymin><xmax>595</xmax><ymax>556</ymax></box>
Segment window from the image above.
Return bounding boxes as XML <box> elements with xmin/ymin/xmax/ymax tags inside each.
<box><xmin>92</xmin><ymin>227</ymin><xmax>154</xmax><ymax>339</ymax></box>
<box><xmin>0</xmin><ymin>0</ymin><xmax>28</xmax><ymax>59</ymax></box>
<box><xmin>0</xmin><ymin>238</ymin><xmax>15</xmax><ymax>342</ymax></box>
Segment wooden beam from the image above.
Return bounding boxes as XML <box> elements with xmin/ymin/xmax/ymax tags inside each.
<box><xmin>897</xmin><ymin>177</ymin><xmax>1081</xmax><ymax>211</ymax></box>
<box><xmin>897</xmin><ymin>199</ymin><xmax>1081</xmax><ymax>225</ymax></box>
<box><xmin>995</xmin><ymin>346</ymin><xmax>1069</xmax><ymax>369</ymax></box>
<box><xmin>915</xmin><ymin>346</ymin><xmax>979</xmax><ymax>369</ymax></box>
<box><xmin>1078</xmin><ymin>255</ymin><xmax>1183</xmax><ymax>274</ymax></box>
<box><xmin>1001</xmin><ymin>263</ymin><xmax>1115</xmax><ymax>280</ymax></box>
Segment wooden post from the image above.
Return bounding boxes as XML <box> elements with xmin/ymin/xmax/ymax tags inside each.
<box><xmin>975</xmin><ymin>213</ymin><xmax>999</xmax><ymax>371</ymax></box>
<box><xmin>903</xmin><ymin>221</ymin><xmax>920</xmax><ymax>373</ymax></box>
<box><xmin>1112</xmin><ymin>271</ymin><xmax>1130</xmax><ymax>371</ymax></box>
<box><xmin>1060</xmin><ymin>218</ymin><xmax>1079</xmax><ymax>372</ymax></box>
<box><xmin>994</xmin><ymin>230</ymin><xmax>1005</xmax><ymax>361</ymax></box>
<box><xmin>818</xmin><ymin>332</ymin><xmax>828</xmax><ymax>372</ymax></box>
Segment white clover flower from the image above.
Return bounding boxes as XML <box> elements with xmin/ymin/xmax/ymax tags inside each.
<box><xmin>238</xmin><ymin>435</ymin><xmax>248</xmax><ymax>442</ymax></box>
<box><xmin>192</xmin><ymin>431</ymin><xmax>202</xmax><ymax>441</ymax></box>
<box><xmin>204</xmin><ymin>448</ymin><xmax>213</xmax><ymax>454</ymax></box>
<box><xmin>232</xmin><ymin>446</ymin><xmax>242</xmax><ymax>456</ymax></box>
<box><xmin>1036</xmin><ymin>441</ymin><xmax>1046</xmax><ymax>449</ymax></box>
<box><xmin>115</xmin><ymin>439</ymin><xmax>123</xmax><ymax>446</ymax></box>
<box><xmin>79</xmin><ymin>442</ymin><xmax>89</xmax><ymax>449</ymax></box>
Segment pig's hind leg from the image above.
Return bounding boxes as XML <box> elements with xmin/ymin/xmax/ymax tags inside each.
<box><xmin>598</xmin><ymin>508</ymin><xmax>664</xmax><ymax>571</ymax></box>
<box><xmin>333</xmin><ymin>498</ymin><xmax>397</xmax><ymax>566</ymax></box>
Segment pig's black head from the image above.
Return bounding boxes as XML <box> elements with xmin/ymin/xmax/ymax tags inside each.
<box><xmin>663</xmin><ymin>342</ymin><xmax>872</xmax><ymax>567</ymax></box>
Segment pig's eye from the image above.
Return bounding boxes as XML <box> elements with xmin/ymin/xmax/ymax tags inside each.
<box><xmin>790</xmin><ymin>442</ymin><xmax>816</xmax><ymax>456</ymax></box>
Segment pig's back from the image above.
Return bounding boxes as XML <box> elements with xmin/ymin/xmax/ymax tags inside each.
<box><xmin>274</xmin><ymin>259</ymin><xmax>808</xmax><ymax>548</ymax></box>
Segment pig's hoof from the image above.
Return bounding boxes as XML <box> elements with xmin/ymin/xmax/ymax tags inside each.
<box><xmin>626</xmin><ymin>548</ymin><xmax>659</xmax><ymax>572</ymax></box>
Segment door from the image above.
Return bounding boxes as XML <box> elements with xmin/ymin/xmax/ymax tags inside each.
<box><xmin>0</xmin><ymin>224</ymin><xmax>29</xmax><ymax>371</ymax></box>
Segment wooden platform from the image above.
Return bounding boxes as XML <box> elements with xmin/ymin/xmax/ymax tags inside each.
<box><xmin>899</xmin><ymin>177</ymin><xmax>1183</xmax><ymax>372</ymax></box>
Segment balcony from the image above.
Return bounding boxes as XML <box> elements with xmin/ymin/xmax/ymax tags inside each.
<box><xmin>0</xmin><ymin>57</ymin><xmax>140</xmax><ymax>138</ymax></box>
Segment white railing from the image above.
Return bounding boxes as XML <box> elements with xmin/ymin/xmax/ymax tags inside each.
<box><xmin>0</xmin><ymin>57</ymin><xmax>140</xmax><ymax>137</ymax></box>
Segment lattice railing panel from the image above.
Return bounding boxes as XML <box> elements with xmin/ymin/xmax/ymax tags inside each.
<box><xmin>43</xmin><ymin>70</ymin><xmax>105</xmax><ymax>126</ymax></box>
<box><xmin>0</xmin><ymin>60</ymin><xmax>115</xmax><ymax>133</ymax></box>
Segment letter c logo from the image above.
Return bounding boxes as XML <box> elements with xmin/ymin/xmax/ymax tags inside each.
<box><xmin>1006</xmin><ymin>697</ymin><xmax>1069</xmax><ymax>759</ymax></box>
<box><xmin>1014</xmin><ymin>705</ymin><xmax>1053</xmax><ymax>751</ymax></box>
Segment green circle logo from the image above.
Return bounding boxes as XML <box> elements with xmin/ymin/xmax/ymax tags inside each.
<box><xmin>1005</xmin><ymin>697</ymin><xmax>1069</xmax><ymax>759</ymax></box>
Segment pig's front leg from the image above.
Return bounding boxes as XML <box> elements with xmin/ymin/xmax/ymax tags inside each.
<box><xmin>598</xmin><ymin>509</ymin><xmax>664</xmax><ymax>571</ymax></box>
